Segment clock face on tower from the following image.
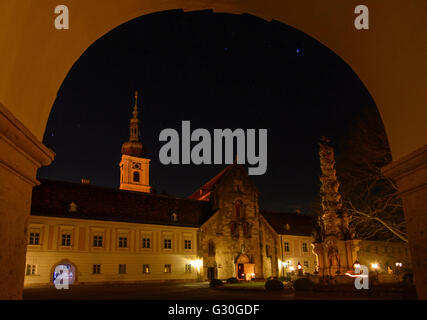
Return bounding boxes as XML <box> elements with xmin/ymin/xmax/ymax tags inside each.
<box><xmin>132</xmin><ymin>162</ymin><xmax>141</xmax><ymax>170</ymax></box>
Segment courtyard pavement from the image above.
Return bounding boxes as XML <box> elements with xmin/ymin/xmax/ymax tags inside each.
<box><xmin>23</xmin><ymin>281</ymin><xmax>416</xmax><ymax>300</ymax></box>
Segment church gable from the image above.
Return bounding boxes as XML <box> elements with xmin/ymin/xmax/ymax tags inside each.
<box><xmin>213</xmin><ymin>164</ymin><xmax>259</xmax><ymax>199</ymax></box>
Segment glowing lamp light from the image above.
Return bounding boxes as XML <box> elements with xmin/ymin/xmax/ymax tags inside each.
<box><xmin>395</xmin><ymin>262</ymin><xmax>403</xmax><ymax>268</ymax></box>
<box><xmin>297</xmin><ymin>263</ymin><xmax>302</xmax><ymax>270</ymax></box>
<box><xmin>190</xmin><ymin>259</ymin><xmax>203</xmax><ymax>272</ymax></box>
<box><xmin>353</xmin><ymin>260</ymin><xmax>361</xmax><ymax>269</ymax></box>
<box><xmin>289</xmin><ymin>266</ymin><xmax>295</xmax><ymax>271</ymax></box>
<box><xmin>371</xmin><ymin>263</ymin><xmax>379</xmax><ymax>270</ymax></box>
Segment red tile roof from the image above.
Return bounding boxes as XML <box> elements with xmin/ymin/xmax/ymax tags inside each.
<box><xmin>188</xmin><ymin>164</ymin><xmax>234</xmax><ymax>200</ymax></box>
<box><xmin>31</xmin><ymin>179</ymin><xmax>213</xmax><ymax>227</ymax></box>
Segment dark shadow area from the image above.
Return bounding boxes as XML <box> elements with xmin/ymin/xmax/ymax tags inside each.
<box><xmin>38</xmin><ymin>10</ymin><xmax>381</xmax><ymax>212</ymax></box>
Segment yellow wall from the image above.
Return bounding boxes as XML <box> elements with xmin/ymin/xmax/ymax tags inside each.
<box><xmin>279</xmin><ymin>234</ymin><xmax>318</xmax><ymax>275</ymax></box>
<box><xmin>25</xmin><ymin>216</ymin><xmax>200</xmax><ymax>286</ymax></box>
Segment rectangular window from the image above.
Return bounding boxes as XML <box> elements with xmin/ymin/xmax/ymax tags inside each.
<box><xmin>266</xmin><ymin>245</ymin><xmax>271</xmax><ymax>257</ymax></box>
<box><xmin>185</xmin><ymin>264</ymin><xmax>192</xmax><ymax>273</ymax></box>
<box><xmin>93</xmin><ymin>264</ymin><xmax>101</xmax><ymax>274</ymax></box>
<box><xmin>142</xmin><ymin>264</ymin><xmax>150</xmax><ymax>274</ymax></box>
<box><xmin>118</xmin><ymin>236</ymin><xmax>128</xmax><ymax>248</ymax></box>
<box><xmin>302</xmin><ymin>243</ymin><xmax>308</xmax><ymax>252</ymax></box>
<box><xmin>61</xmin><ymin>233</ymin><xmax>71</xmax><ymax>247</ymax></box>
<box><xmin>164</xmin><ymin>264</ymin><xmax>172</xmax><ymax>273</ymax></box>
<box><xmin>304</xmin><ymin>261</ymin><xmax>309</xmax><ymax>268</ymax></box>
<box><xmin>29</xmin><ymin>232</ymin><xmax>40</xmax><ymax>245</ymax></box>
<box><xmin>118</xmin><ymin>264</ymin><xmax>126</xmax><ymax>274</ymax></box>
<box><xmin>93</xmin><ymin>235</ymin><xmax>103</xmax><ymax>247</ymax></box>
<box><xmin>26</xmin><ymin>264</ymin><xmax>36</xmax><ymax>276</ymax></box>
<box><xmin>164</xmin><ymin>239</ymin><xmax>172</xmax><ymax>249</ymax></box>
<box><xmin>184</xmin><ymin>240</ymin><xmax>192</xmax><ymax>250</ymax></box>
<box><xmin>142</xmin><ymin>238</ymin><xmax>151</xmax><ymax>249</ymax></box>
<box><xmin>284</xmin><ymin>242</ymin><xmax>290</xmax><ymax>252</ymax></box>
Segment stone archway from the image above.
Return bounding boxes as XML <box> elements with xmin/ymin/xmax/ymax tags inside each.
<box><xmin>0</xmin><ymin>0</ymin><xmax>426</xmax><ymax>299</ymax></box>
<box><xmin>50</xmin><ymin>259</ymin><xmax>78</xmax><ymax>286</ymax></box>
<box><xmin>235</xmin><ymin>254</ymin><xmax>254</xmax><ymax>280</ymax></box>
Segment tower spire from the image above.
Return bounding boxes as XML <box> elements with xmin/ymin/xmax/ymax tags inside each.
<box><xmin>119</xmin><ymin>90</ymin><xmax>151</xmax><ymax>193</ymax></box>
<box><xmin>133</xmin><ymin>90</ymin><xmax>139</xmax><ymax>119</ymax></box>
<box><xmin>121</xmin><ymin>91</ymin><xmax>143</xmax><ymax>156</ymax></box>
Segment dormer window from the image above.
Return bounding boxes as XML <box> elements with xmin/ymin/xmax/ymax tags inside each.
<box><xmin>234</xmin><ymin>180</ymin><xmax>243</xmax><ymax>192</ymax></box>
<box><xmin>68</xmin><ymin>201</ymin><xmax>77</xmax><ymax>212</ymax></box>
<box><xmin>133</xmin><ymin>171</ymin><xmax>140</xmax><ymax>182</ymax></box>
<box><xmin>285</xmin><ymin>224</ymin><xmax>291</xmax><ymax>231</ymax></box>
<box><xmin>171</xmin><ymin>213</ymin><xmax>178</xmax><ymax>222</ymax></box>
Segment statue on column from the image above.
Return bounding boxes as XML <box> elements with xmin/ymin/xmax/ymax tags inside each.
<box><xmin>314</xmin><ymin>137</ymin><xmax>352</xmax><ymax>277</ymax></box>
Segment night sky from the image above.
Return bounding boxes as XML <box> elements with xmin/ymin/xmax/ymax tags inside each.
<box><xmin>38</xmin><ymin>10</ymin><xmax>378</xmax><ymax>213</ymax></box>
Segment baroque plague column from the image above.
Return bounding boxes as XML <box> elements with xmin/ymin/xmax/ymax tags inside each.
<box><xmin>313</xmin><ymin>137</ymin><xmax>359</xmax><ymax>277</ymax></box>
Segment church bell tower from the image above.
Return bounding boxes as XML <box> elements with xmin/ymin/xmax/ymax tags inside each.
<box><xmin>119</xmin><ymin>91</ymin><xmax>151</xmax><ymax>193</ymax></box>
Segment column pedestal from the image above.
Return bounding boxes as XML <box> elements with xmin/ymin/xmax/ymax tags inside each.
<box><xmin>383</xmin><ymin>145</ymin><xmax>427</xmax><ymax>299</ymax></box>
<box><xmin>0</xmin><ymin>103</ymin><xmax>54</xmax><ymax>299</ymax></box>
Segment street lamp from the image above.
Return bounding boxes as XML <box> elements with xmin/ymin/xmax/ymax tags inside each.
<box><xmin>395</xmin><ymin>262</ymin><xmax>403</xmax><ymax>276</ymax></box>
<box><xmin>354</xmin><ymin>260</ymin><xmax>361</xmax><ymax>270</ymax></box>
<box><xmin>297</xmin><ymin>262</ymin><xmax>303</xmax><ymax>276</ymax></box>
<box><xmin>371</xmin><ymin>263</ymin><xmax>379</xmax><ymax>280</ymax></box>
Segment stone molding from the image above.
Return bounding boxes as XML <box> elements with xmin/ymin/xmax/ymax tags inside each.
<box><xmin>0</xmin><ymin>102</ymin><xmax>55</xmax><ymax>186</ymax></box>
<box><xmin>382</xmin><ymin>145</ymin><xmax>427</xmax><ymax>197</ymax></box>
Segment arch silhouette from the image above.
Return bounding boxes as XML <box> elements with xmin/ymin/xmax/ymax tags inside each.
<box><xmin>0</xmin><ymin>0</ymin><xmax>426</xmax><ymax>299</ymax></box>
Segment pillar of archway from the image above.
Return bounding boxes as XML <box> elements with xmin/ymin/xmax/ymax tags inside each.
<box><xmin>383</xmin><ymin>145</ymin><xmax>427</xmax><ymax>299</ymax></box>
<box><xmin>0</xmin><ymin>103</ymin><xmax>54</xmax><ymax>299</ymax></box>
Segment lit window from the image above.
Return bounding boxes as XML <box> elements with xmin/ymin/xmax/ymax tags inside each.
<box><xmin>284</xmin><ymin>242</ymin><xmax>290</xmax><ymax>252</ymax></box>
<box><xmin>142</xmin><ymin>264</ymin><xmax>150</xmax><ymax>274</ymax></box>
<box><xmin>26</xmin><ymin>264</ymin><xmax>36</xmax><ymax>276</ymax></box>
<box><xmin>92</xmin><ymin>264</ymin><xmax>101</xmax><ymax>274</ymax></box>
<box><xmin>118</xmin><ymin>236</ymin><xmax>128</xmax><ymax>248</ymax></box>
<box><xmin>164</xmin><ymin>264</ymin><xmax>172</xmax><ymax>273</ymax></box>
<box><xmin>164</xmin><ymin>239</ymin><xmax>172</xmax><ymax>249</ymax></box>
<box><xmin>29</xmin><ymin>231</ymin><xmax>40</xmax><ymax>245</ymax></box>
<box><xmin>142</xmin><ymin>237</ymin><xmax>151</xmax><ymax>249</ymax></box>
<box><xmin>61</xmin><ymin>233</ymin><xmax>71</xmax><ymax>247</ymax></box>
<box><xmin>118</xmin><ymin>264</ymin><xmax>126</xmax><ymax>274</ymax></box>
<box><xmin>184</xmin><ymin>240</ymin><xmax>192</xmax><ymax>250</ymax></box>
<box><xmin>185</xmin><ymin>264</ymin><xmax>192</xmax><ymax>273</ymax></box>
<box><xmin>93</xmin><ymin>235</ymin><xmax>103</xmax><ymax>247</ymax></box>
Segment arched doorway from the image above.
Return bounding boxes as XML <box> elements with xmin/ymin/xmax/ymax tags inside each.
<box><xmin>235</xmin><ymin>254</ymin><xmax>254</xmax><ymax>280</ymax></box>
<box><xmin>51</xmin><ymin>260</ymin><xmax>78</xmax><ymax>287</ymax></box>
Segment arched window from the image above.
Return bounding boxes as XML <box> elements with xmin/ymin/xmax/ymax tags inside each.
<box><xmin>133</xmin><ymin>171</ymin><xmax>140</xmax><ymax>182</ymax></box>
<box><xmin>235</xmin><ymin>201</ymin><xmax>242</xmax><ymax>218</ymax></box>
<box><xmin>230</xmin><ymin>221</ymin><xmax>238</xmax><ymax>238</ymax></box>
<box><xmin>208</xmin><ymin>240</ymin><xmax>215</xmax><ymax>256</ymax></box>
<box><xmin>243</xmin><ymin>222</ymin><xmax>251</xmax><ymax>238</ymax></box>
